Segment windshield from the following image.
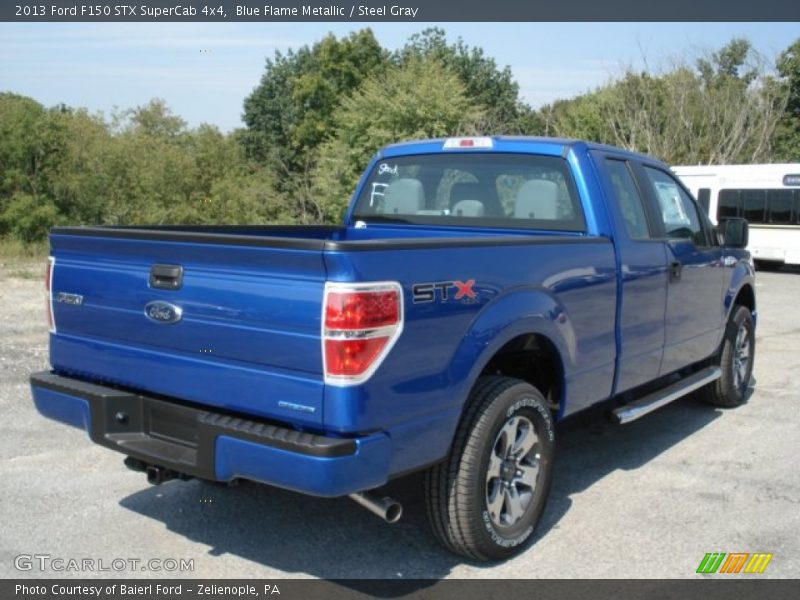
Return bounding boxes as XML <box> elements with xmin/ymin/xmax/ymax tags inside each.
<box><xmin>351</xmin><ymin>153</ymin><xmax>585</xmax><ymax>231</ymax></box>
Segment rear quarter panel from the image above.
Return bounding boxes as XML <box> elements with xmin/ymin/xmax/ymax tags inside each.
<box><xmin>324</xmin><ymin>240</ymin><xmax>617</xmax><ymax>474</ymax></box>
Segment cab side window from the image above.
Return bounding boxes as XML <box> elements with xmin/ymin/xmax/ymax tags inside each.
<box><xmin>643</xmin><ymin>166</ymin><xmax>708</xmax><ymax>247</ymax></box>
<box><xmin>605</xmin><ymin>159</ymin><xmax>650</xmax><ymax>240</ymax></box>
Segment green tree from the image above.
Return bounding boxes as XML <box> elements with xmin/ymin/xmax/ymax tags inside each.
<box><xmin>774</xmin><ymin>39</ymin><xmax>800</xmax><ymax>161</ymax></box>
<box><xmin>697</xmin><ymin>38</ymin><xmax>757</xmax><ymax>84</ymax></box>
<box><xmin>2</xmin><ymin>192</ymin><xmax>61</xmax><ymax>242</ymax></box>
<box><xmin>541</xmin><ymin>38</ymin><xmax>787</xmax><ymax>165</ymax></box>
<box><xmin>398</xmin><ymin>28</ymin><xmax>532</xmax><ymax>133</ymax></box>
<box><xmin>0</xmin><ymin>93</ymin><xmax>285</xmax><ymax>241</ymax></box>
<box><xmin>45</xmin><ymin>107</ymin><xmax>119</xmax><ymax>225</ymax></box>
<box><xmin>241</xmin><ymin>29</ymin><xmax>388</xmax><ymax>175</ymax></box>
<box><xmin>311</xmin><ymin>58</ymin><xmax>484</xmax><ymax>222</ymax></box>
<box><xmin>539</xmin><ymin>87</ymin><xmax>614</xmax><ymax>142</ymax></box>
<box><xmin>120</xmin><ymin>98</ymin><xmax>187</xmax><ymax>138</ymax></box>
<box><xmin>0</xmin><ymin>96</ymin><xmax>113</xmax><ymax>236</ymax></box>
<box><xmin>0</xmin><ymin>94</ymin><xmax>48</xmax><ymax>203</ymax></box>
<box><xmin>204</xmin><ymin>170</ymin><xmax>288</xmax><ymax>225</ymax></box>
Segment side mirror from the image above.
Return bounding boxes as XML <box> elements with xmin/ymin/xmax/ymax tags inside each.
<box><xmin>720</xmin><ymin>217</ymin><xmax>749</xmax><ymax>248</ymax></box>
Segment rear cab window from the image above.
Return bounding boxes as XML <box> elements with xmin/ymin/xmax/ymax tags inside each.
<box><xmin>351</xmin><ymin>153</ymin><xmax>586</xmax><ymax>232</ymax></box>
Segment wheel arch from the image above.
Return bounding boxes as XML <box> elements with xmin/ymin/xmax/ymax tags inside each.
<box><xmin>478</xmin><ymin>333</ymin><xmax>566</xmax><ymax>417</ymax></box>
<box><xmin>448</xmin><ymin>288</ymin><xmax>575</xmax><ymax>422</ymax></box>
<box><xmin>724</xmin><ymin>257</ymin><xmax>756</xmax><ymax>321</ymax></box>
<box><xmin>733</xmin><ymin>282</ymin><xmax>755</xmax><ymax>313</ymax></box>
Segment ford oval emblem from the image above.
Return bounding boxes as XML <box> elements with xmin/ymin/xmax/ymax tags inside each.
<box><xmin>144</xmin><ymin>301</ymin><xmax>183</xmax><ymax>324</ymax></box>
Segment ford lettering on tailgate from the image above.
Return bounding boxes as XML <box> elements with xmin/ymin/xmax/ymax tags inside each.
<box><xmin>144</xmin><ymin>301</ymin><xmax>182</xmax><ymax>325</ymax></box>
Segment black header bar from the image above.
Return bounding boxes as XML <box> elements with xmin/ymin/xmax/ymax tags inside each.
<box><xmin>5</xmin><ymin>579</ymin><xmax>800</xmax><ymax>600</ymax></box>
<box><xmin>3</xmin><ymin>0</ymin><xmax>800</xmax><ymax>22</ymax></box>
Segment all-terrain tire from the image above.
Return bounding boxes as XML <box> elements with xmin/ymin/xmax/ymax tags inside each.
<box><xmin>703</xmin><ymin>305</ymin><xmax>755</xmax><ymax>408</ymax></box>
<box><xmin>424</xmin><ymin>376</ymin><xmax>555</xmax><ymax>561</ymax></box>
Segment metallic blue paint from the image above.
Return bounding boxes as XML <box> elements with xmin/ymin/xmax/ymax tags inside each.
<box><xmin>32</xmin><ymin>387</ymin><xmax>91</xmax><ymax>432</ymax></box>
<box><xmin>725</xmin><ymin>256</ymin><xmax>756</xmax><ymax>316</ymax></box>
<box><xmin>660</xmin><ymin>239</ymin><xmax>725</xmax><ymax>376</ymax></box>
<box><xmin>50</xmin><ymin>333</ymin><xmax>325</xmax><ymax>427</ymax></box>
<box><xmin>35</xmin><ymin>136</ymin><xmax>754</xmax><ymax>497</ymax></box>
<box><xmin>214</xmin><ymin>433</ymin><xmax>392</xmax><ymax>497</ymax></box>
<box><xmin>30</xmin><ymin>382</ymin><xmax>391</xmax><ymax>497</ymax></box>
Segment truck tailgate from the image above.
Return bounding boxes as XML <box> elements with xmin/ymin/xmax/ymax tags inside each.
<box><xmin>48</xmin><ymin>232</ymin><xmax>326</xmax><ymax>426</ymax></box>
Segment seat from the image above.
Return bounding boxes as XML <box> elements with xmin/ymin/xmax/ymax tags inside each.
<box><xmin>451</xmin><ymin>199</ymin><xmax>485</xmax><ymax>217</ymax></box>
<box><xmin>382</xmin><ymin>178</ymin><xmax>425</xmax><ymax>215</ymax></box>
<box><xmin>449</xmin><ymin>181</ymin><xmax>504</xmax><ymax>217</ymax></box>
<box><xmin>514</xmin><ymin>179</ymin><xmax>560</xmax><ymax>220</ymax></box>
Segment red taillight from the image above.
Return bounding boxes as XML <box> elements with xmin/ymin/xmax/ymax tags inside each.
<box><xmin>459</xmin><ymin>139</ymin><xmax>475</xmax><ymax>147</ymax></box>
<box><xmin>325</xmin><ymin>290</ymin><xmax>399</xmax><ymax>330</ymax></box>
<box><xmin>323</xmin><ymin>283</ymin><xmax>403</xmax><ymax>383</ymax></box>
<box><xmin>324</xmin><ymin>338</ymin><xmax>390</xmax><ymax>378</ymax></box>
<box><xmin>45</xmin><ymin>256</ymin><xmax>55</xmax><ymax>333</ymax></box>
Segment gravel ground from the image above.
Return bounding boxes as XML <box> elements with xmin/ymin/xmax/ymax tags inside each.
<box><xmin>1</xmin><ymin>262</ymin><xmax>798</xmax><ymax>580</ymax></box>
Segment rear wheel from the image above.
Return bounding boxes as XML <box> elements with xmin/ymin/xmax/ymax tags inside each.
<box><xmin>703</xmin><ymin>305</ymin><xmax>755</xmax><ymax>407</ymax></box>
<box><xmin>424</xmin><ymin>376</ymin><xmax>555</xmax><ymax>561</ymax></box>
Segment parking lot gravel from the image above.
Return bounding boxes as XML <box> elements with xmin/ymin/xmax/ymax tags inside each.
<box><xmin>1</xmin><ymin>262</ymin><xmax>798</xmax><ymax>579</ymax></box>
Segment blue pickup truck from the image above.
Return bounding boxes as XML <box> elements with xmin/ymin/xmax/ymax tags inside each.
<box><xmin>31</xmin><ymin>137</ymin><xmax>756</xmax><ymax>561</ymax></box>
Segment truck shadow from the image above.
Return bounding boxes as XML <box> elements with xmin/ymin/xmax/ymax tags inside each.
<box><xmin>529</xmin><ymin>391</ymin><xmax>728</xmax><ymax>548</ymax></box>
<box><xmin>119</xmin><ymin>391</ymin><xmax>729</xmax><ymax>585</ymax></box>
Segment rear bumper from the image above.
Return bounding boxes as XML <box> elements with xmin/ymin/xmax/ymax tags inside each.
<box><xmin>30</xmin><ymin>371</ymin><xmax>391</xmax><ymax>497</ymax></box>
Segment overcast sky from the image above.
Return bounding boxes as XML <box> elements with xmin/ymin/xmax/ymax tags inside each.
<box><xmin>1</xmin><ymin>22</ymin><xmax>798</xmax><ymax>131</ymax></box>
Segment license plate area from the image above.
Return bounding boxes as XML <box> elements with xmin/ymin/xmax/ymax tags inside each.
<box><xmin>92</xmin><ymin>393</ymin><xmax>207</xmax><ymax>473</ymax></box>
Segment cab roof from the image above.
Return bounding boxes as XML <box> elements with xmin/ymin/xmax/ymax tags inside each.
<box><xmin>378</xmin><ymin>136</ymin><xmax>666</xmax><ymax>167</ymax></box>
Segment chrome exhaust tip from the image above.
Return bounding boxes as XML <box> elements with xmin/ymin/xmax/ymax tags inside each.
<box><xmin>348</xmin><ymin>491</ymin><xmax>403</xmax><ymax>524</ymax></box>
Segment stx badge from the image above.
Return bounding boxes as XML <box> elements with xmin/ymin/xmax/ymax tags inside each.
<box><xmin>412</xmin><ymin>280</ymin><xmax>477</xmax><ymax>303</ymax></box>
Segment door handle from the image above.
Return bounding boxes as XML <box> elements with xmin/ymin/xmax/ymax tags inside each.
<box><xmin>669</xmin><ymin>260</ymin><xmax>682</xmax><ymax>283</ymax></box>
<box><xmin>149</xmin><ymin>264</ymin><xmax>183</xmax><ymax>290</ymax></box>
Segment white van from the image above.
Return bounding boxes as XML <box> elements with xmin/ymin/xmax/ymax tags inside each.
<box><xmin>673</xmin><ymin>164</ymin><xmax>800</xmax><ymax>266</ymax></box>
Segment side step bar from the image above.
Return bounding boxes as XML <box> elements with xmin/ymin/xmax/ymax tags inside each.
<box><xmin>613</xmin><ymin>367</ymin><xmax>721</xmax><ymax>424</ymax></box>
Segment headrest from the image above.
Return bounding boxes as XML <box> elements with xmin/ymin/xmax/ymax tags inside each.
<box><xmin>451</xmin><ymin>199</ymin><xmax>485</xmax><ymax>217</ymax></box>
<box><xmin>514</xmin><ymin>179</ymin><xmax>560</xmax><ymax>220</ymax></box>
<box><xmin>382</xmin><ymin>178</ymin><xmax>425</xmax><ymax>215</ymax></box>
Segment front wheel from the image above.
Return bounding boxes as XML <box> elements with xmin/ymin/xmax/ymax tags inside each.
<box><xmin>703</xmin><ymin>305</ymin><xmax>755</xmax><ymax>407</ymax></box>
<box><xmin>424</xmin><ymin>376</ymin><xmax>555</xmax><ymax>561</ymax></box>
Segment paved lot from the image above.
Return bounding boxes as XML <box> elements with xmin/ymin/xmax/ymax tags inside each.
<box><xmin>1</xmin><ymin>262</ymin><xmax>798</xmax><ymax>580</ymax></box>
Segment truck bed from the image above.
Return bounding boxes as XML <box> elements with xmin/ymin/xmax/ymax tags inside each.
<box><xmin>47</xmin><ymin>223</ymin><xmax>615</xmax><ymax>444</ymax></box>
<box><xmin>51</xmin><ymin>223</ymin><xmax>590</xmax><ymax>249</ymax></box>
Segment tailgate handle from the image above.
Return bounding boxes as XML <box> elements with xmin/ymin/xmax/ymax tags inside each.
<box><xmin>149</xmin><ymin>264</ymin><xmax>183</xmax><ymax>290</ymax></box>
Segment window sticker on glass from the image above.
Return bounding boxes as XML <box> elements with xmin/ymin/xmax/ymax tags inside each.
<box><xmin>654</xmin><ymin>181</ymin><xmax>690</xmax><ymax>226</ymax></box>
<box><xmin>369</xmin><ymin>182</ymin><xmax>389</xmax><ymax>207</ymax></box>
<box><xmin>378</xmin><ymin>163</ymin><xmax>398</xmax><ymax>176</ymax></box>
